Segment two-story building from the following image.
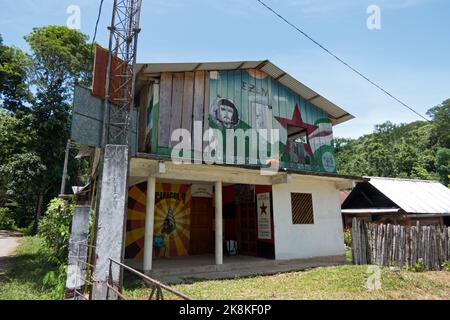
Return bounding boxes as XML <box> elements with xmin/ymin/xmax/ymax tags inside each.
<box><xmin>72</xmin><ymin>58</ymin><xmax>363</xmax><ymax>280</ymax></box>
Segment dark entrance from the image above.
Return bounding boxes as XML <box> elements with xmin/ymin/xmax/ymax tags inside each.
<box><xmin>189</xmin><ymin>197</ymin><xmax>213</xmax><ymax>255</ymax></box>
<box><xmin>236</xmin><ymin>200</ymin><xmax>257</xmax><ymax>256</ymax></box>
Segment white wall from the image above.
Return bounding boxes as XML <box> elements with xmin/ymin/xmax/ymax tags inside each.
<box><xmin>272</xmin><ymin>176</ymin><xmax>345</xmax><ymax>260</ymax></box>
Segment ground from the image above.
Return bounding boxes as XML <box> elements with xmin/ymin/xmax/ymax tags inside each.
<box><xmin>0</xmin><ymin>230</ymin><xmax>22</xmax><ymax>282</ymax></box>
<box><xmin>124</xmin><ymin>265</ymin><xmax>450</xmax><ymax>300</ymax></box>
<box><xmin>1</xmin><ymin>236</ymin><xmax>449</xmax><ymax>300</ymax></box>
<box><xmin>0</xmin><ymin>235</ymin><xmax>60</xmax><ymax>300</ymax></box>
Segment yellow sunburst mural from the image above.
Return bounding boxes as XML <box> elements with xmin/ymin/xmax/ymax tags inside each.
<box><xmin>125</xmin><ymin>183</ymin><xmax>191</xmax><ymax>259</ymax></box>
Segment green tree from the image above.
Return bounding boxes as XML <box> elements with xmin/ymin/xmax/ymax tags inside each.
<box><xmin>427</xmin><ymin>99</ymin><xmax>450</xmax><ymax>149</ymax></box>
<box><xmin>435</xmin><ymin>148</ymin><xmax>450</xmax><ymax>187</ymax></box>
<box><xmin>0</xmin><ymin>153</ymin><xmax>46</xmax><ymax>227</ymax></box>
<box><xmin>0</xmin><ymin>35</ymin><xmax>31</xmax><ymax>112</ymax></box>
<box><xmin>23</xmin><ymin>26</ymin><xmax>92</xmax><ymax>222</ymax></box>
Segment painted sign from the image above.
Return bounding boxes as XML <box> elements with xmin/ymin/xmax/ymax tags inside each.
<box><xmin>125</xmin><ymin>183</ymin><xmax>191</xmax><ymax>259</ymax></box>
<box><xmin>148</xmin><ymin>69</ymin><xmax>336</xmax><ymax>174</ymax></box>
<box><xmin>191</xmin><ymin>184</ymin><xmax>213</xmax><ymax>198</ymax></box>
<box><xmin>208</xmin><ymin>69</ymin><xmax>336</xmax><ymax>173</ymax></box>
<box><xmin>257</xmin><ymin>192</ymin><xmax>272</xmax><ymax>240</ymax></box>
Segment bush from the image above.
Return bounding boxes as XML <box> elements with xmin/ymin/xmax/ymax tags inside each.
<box><xmin>343</xmin><ymin>228</ymin><xmax>352</xmax><ymax>247</ymax></box>
<box><xmin>412</xmin><ymin>259</ymin><xmax>426</xmax><ymax>272</ymax></box>
<box><xmin>0</xmin><ymin>207</ymin><xmax>16</xmax><ymax>230</ymax></box>
<box><xmin>37</xmin><ymin>197</ymin><xmax>74</xmax><ymax>261</ymax></box>
<box><xmin>442</xmin><ymin>261</ymin><xmax>450</xmax><ymax>272</ymax></box>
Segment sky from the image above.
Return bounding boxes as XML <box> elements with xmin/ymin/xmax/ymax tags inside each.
<box><xmin>1</xmin><ymin>0</ymin><xmax>449</xmax><ymax>138</ymax></box>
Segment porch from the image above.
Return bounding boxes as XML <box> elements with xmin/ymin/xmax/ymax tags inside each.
<box><xmin>125</xmin><ymin>254</ymin><xmax>347</xmax><ymax>284</ymax></box>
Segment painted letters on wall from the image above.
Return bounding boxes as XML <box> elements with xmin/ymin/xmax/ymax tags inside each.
<box><xmin>147</xmin><ymin>69</ymin><xmax>336</xmax><ymax>173</ymax></box>
<box><xmin>209</xmin><ymin>69</ymin><xmax>336</xmax><ymax>173</ymax></box>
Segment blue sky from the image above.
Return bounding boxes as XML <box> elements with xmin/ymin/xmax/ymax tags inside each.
<box><xmin>1</xmin><ymin>0</ymin><xmax>449</xmax><ymax>138</ymax></box>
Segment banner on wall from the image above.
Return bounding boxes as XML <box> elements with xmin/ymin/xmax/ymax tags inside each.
<box><xmin>257</xmin><ymin>192</ymin><xmax>272</xmax><ymax>240</ymax></box>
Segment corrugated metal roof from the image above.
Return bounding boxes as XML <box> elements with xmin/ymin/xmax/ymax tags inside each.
<box><xmin>342</xmin><ymin>208</ymin><xmax>401</xmax><ymax>214</ymax></box>
<box><xmin>366</xmin><ymin>177</ymin><xmax>450</xmax><ymax>214</ymax></box>
<box><xmin>135</xmin><ymin>60</ymin><xmax>353</xmax><ymax>125</ymax></box>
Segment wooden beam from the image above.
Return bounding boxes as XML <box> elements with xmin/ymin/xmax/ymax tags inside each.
<box><xmin>272</xmin><ymin>174</ymin><xmax>292</xmax><ymax>185</ymax></box>
<box><xmin>130</xmin><ymin>158</ymin><xmax>273</xmax><ymax>185</ymax></box>
<box><xmin>335</xmin><ymin>180</ymin><xmax>354</xmax><ymax>190</ymax></box>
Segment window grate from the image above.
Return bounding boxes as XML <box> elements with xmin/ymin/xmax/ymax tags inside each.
<box><xmin>291</xmin><ymin>193</ymin><xmax>314</xmax><ymax>224</ymax></box>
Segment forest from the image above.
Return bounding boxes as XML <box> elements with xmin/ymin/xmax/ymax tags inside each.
<box><xmin>335</xmin><ymin>100</ymin><xmax>450</xmax><ymax>186</ymax></box>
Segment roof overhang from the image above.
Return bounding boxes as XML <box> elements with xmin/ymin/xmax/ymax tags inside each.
<box><xmin>342</xmin><ymin>208</ymin><xmax>401</xmax><ymax>215</ymax></box>
<box><xmin>130</xmin><ymin>153</ymin><xmax>365</xmax><ymax>188</ymax></box>
<box><xmin>135</xmin><ymin>60</ymin><xmax>354</xmax><ymax>126</ymax></box>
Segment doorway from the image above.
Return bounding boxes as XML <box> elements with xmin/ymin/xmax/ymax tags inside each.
<box><xmin>236</xmin><ymin>200</ymin><xmax>257</xmax><ymax>256</ymax></box>
<box><xmin>189</xmin><ymin>197</ymin><xmax>213</xmax><ymax>255</ymax></box>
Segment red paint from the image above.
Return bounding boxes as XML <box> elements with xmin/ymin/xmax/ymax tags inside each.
<box><xmin>274</xmin><ymin>104</ymin><xmax>319</xmax><ymax>157</ymax></box>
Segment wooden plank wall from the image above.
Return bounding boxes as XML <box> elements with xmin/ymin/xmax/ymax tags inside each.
<box><xmin>351</xmin><ymin>218</ymin><xmax>450</xmax><ymax>270</ymax></box>
<box><xmin>138</xmin><ymin>83</ymin><xmax>151</xmax><ymax>152</ymax></box>
<box><xmin>157</xmin><ymin>71</ymin><xmax>210</xmax><ymax>150</ymax></box>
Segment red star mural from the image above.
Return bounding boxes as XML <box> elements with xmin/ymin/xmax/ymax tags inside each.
<box><xmin>260</xmin><ymin>202</ymin><xmax>268</xmax><ymax>215</ymax></box>
<box><xmin>275</xmin><ymin>104</ymin><xmax>318</xmax><ymax>157</ymax></box>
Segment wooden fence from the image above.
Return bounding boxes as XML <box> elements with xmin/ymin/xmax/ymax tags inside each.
<box><xmin>351</xmin><ymin>218</ymin><xmax>450</xmax><ymax>270</ymax></box>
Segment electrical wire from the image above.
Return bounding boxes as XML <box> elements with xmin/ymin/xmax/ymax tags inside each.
<box><xmin>92</xmin><ymin>0</ymin><xmax>105</xmax><ymax>46</ymax></box>
<box><xmin>256</xmin><ymin>0</ymin><xmax>430</xmax><ymax>122</ymax></box>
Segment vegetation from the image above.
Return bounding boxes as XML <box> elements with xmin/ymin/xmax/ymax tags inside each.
<box><xmin>0</xmin><ymin>237</ymin><xmax>65</xmax><ymax>300</ymax></box>
<box><xmin>335</xmin><ymin>99</ymin><xmax>450</xmax><ymax>186</ymax></box>
<box><xmin>0</xmin><ymin>207</ymin><xmax>15</xmax><ymax>230</ymax></box>
<box><xmin>123</xmin><ymin>265</ymin><xmax>450</xmax><ymax>300</ymax></box>
<box><xmin>0</xmin><ymin>27</ymin><xmax>92</xmax><ymax>230</ymax></box>
<box><xmin>38</xmin><ymin>198</ymin><xmax>74</xmax><ymax>261</ymax></box>
<box><xmin>343</xmin><ymin>228</ymin><xmax>352</xmax><ymax>247</ymax></box>
<box><xmin>1</xmin><ymin>235</ymin><xmax>449</xmax><ymax>300</ymax></box>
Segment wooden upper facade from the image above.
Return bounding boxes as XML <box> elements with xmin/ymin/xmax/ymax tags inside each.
<box><xmin>135</xmin><ymin>61</ymin><xmax>353</xmax><ymax>174</ymax></box>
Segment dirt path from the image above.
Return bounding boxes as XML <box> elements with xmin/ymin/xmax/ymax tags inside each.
<box><xmin>0</xmin><ymin>230</ymin><xmax>22</xmax><ymax>279</ymax></box>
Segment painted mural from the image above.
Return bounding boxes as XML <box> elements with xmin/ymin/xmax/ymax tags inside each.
<box><xmin>125</xmin><ymin>183</ymin><xmax>191</xmax><ymax>259</ymax></box>
<box><xmin>209</xmin><ymin>69</ymin><xmax>336</xmax><ymax>173</ymax></box>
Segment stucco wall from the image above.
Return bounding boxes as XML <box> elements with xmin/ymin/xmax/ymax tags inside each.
<box><xmin>272</xmin><ymin>176</ymin><xmax>345</xmax><ymax>260</ymax></box>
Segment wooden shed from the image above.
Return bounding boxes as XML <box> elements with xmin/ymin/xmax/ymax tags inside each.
<box><xmin>342</xmin><ymin>177</ymin><xmax>450</xmax><ymax>227</ymax></box>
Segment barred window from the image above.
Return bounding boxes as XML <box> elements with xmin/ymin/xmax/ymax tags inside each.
<box><xmin>291</xmin><ymin>193</ymin><xmax>314</xmax><ymax>224</ymax></box>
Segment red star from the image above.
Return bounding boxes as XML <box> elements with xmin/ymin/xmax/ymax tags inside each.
<box><xmin>275</xmin><ymin>104</ymin><xmax>318</xmax><ymax>157</ymax></box>
<box><xmin>260</xmin><ymin>203</ymin><xmax>268</xmax><ymax>215</ymax></box>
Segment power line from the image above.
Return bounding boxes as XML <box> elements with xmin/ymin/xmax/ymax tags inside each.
<box><xmin>256</xmin><ymin>0</ymin><xmax>430</xmax><ymax>122</ymax></box>
<box><xmin>92</xmin><ymin>0</ymin><xmax>105</xmax><ymax>46</ymax></box>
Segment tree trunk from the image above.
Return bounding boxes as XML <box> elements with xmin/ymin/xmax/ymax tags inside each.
<box><xmin>36</xmin><ymin>194</ymin><xmax>44</xmax><ymax>224</ymax></box>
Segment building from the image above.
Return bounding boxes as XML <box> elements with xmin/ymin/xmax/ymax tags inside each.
<box><xmin>72</xmin><ymin>57</ymin><xmax>363</xmax><ymax>280</ymax></box>
<box><xmin>342</xmin><ymin>177</ymin><xmax>450</xmax><ymax>227</ymax></box>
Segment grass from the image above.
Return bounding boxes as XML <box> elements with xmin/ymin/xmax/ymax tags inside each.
<box><xmin>2</xmin><ymin>237</ymin><xmax>449</xmax><ymax>300</ymax></box>
<box><xmin>0</xmin><ymin>236</ymin><xmax>62</xmax><ymax>300</ymax></box>
<box><xmin>124</xmin><ymin>265</ymin><xmax>450</xmax><ymax>300</ymax></box>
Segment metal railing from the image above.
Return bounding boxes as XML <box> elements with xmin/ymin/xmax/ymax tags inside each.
<box><xmin>106</xmin><ymin>258</ymin><xmax>192</xmax><ymax>300</ymax></box>
<box><xmin>67</xmin><ymin>241</ymin><xmax>96</xmax><ymax>300</ymax></box>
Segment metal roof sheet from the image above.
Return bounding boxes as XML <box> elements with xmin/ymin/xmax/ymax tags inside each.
<box><xmin>136</xmin><ymin>60</ymin><xmax>353</xmax><ymax>125</ymax></box>
<box><xmin>366</xmin><ymin>177</ymin><xmax>450</xmax><ymax>214</ymax></box>
<box><xmin>342</xmin><ymin>208</ymin><xmax>401</xmax><ymax>214</ymax></box>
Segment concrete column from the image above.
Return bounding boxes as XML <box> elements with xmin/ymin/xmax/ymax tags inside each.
<box><xmin>215</xmin><ymin>181</ymin><xmax>223</xmax><ymax>265</ymax></box>
<box><xmin>92</xmin><ymin>145</ymin><xmax>129</xmax><ymax>300</ymax></box>
<box><xmin>143</xmin><ymin>176</ymin><xmax>156</xmax><ymax>273</ymax></box>
<box><xmin>65</xmin><ymin>205</ymin><xmax>90</xmax><ymax>299</ymax></box>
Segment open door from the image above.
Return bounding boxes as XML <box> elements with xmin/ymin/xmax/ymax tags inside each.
<box><xmin>236</xmin><ymin>201</ymin><xmax>257</xmax><ymax>256</ymax></box>
<box><xmin>189</xmin><ymin>197</ymin><xmax>213</xmax><ymax>255</ymax></box>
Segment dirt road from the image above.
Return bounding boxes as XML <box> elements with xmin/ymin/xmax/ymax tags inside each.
<box><xmin>0</xmin><ymin>230</ymin><xmax>22</xmax><ymax>278</ymax></box>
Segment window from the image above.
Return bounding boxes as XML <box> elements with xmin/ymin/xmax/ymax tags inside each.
<box><xmin>291</xmin><ymin>193</ymin><xmax>314</xmax><ymax>224</ymax></box>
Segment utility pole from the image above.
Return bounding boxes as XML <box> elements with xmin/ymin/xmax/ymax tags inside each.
<box><xmin>91</xmin><ymin>0</ymin><xmax>143</xmax><ymax>300</ymax></box>
<box><xmin>60</xmin><ymin>139</ymin><xmax>72</xmax><ymax>196</ymax></box>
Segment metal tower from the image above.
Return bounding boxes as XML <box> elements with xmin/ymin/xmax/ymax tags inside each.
<box><xmin>101</xmin><ymin>0</ymin><xmax>143</xmax><ymax>146</ymax></box>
